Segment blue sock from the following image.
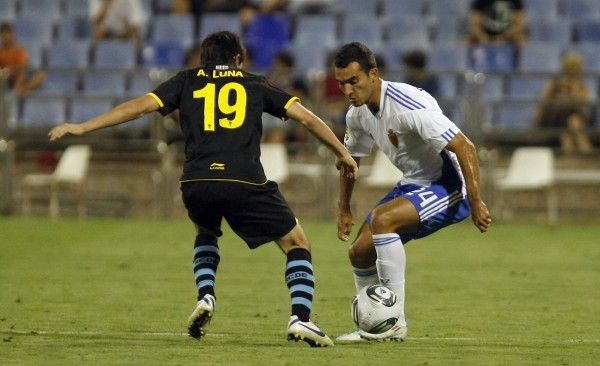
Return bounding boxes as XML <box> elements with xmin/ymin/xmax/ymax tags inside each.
<box><xmin>285</xmin><ymin>248</ymin><xmax>314</xmax><ymax>322</ymax></box>
<box><xmin>192</xmin><ymin>234</ymin><xmax>220</xmax><ymax>300</ymax></box>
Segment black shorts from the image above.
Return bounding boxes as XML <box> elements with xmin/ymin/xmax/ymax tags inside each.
<box><xmin>180</xmin><ymin>180</ymin><xmax>297</xmax><ymax>248</ymax></box>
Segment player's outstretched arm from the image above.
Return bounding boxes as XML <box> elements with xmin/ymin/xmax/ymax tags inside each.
<box><xmin>337</xmin><ymin>156</ymin><xmax>360</xmax><ymax>241</ymax></box>
<box><xmin>48</xmin><ymin>95</ymin><xmax>160</xmax><ymax>141</ymax></box>
<box><xmin>445</xmin><ymin>132</ymin><xmax>492</xmax><ymax>233</ymax></box>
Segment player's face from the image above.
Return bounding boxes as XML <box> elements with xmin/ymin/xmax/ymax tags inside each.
<box><xmin>334</xmin><ymin>61</ymin><xmax>379</xmax><ymax>107</ymax></box>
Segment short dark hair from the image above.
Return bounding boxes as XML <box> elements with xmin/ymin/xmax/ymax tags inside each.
<box><xmin>333</xmin><ymin>42</ymin><xmax>377</xmax><ymax>72</ymax></box>
<box><xmin>199</xmin><ymin>31</ymin><xmax>245</xmax><ymax>67</ymax></box>
<box><xmin>402</xmin><ymin>50</ymin><xmax>428</xmax><ymax>70</ymax></box>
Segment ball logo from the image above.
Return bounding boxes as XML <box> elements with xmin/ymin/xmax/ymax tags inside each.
<box><xmin>366</xmin><ymin>285</ymin><xmax>397</xmax><ymax>307</ymax></box>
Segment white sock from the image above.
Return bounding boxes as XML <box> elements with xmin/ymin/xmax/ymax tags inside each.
<box><xmin>352</xmin><ymin>265</ymin><xmax>378</xmax><ymax>293</ymax></box>
<box><xmin>373</xmin><ymin>233</ymin><xmax>406</xmax><ymax>322</ymax></box>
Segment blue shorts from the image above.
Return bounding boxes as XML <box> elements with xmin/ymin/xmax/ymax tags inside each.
<box><xmin>366</xmin><ymin>181</ymin><xmax>471</xmax><ymax>243</ymax></box>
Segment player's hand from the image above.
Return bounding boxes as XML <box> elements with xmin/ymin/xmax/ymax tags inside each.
<box><xmin>337</xmin><ymin>210</ymin><xmax>354</xmax><ymax>241</ymax></box>
<box><xmin>48</xmin><ymin>123</ymin><xmax>85</xmax><ymax>141</ymax></box>
<box><xmin>471</xmin><ymin>199</ymin><xmax>491</xmax><ymax>233</ymax></box>
<box><xmin>336</xmin><ymin>155</ymin><xmax>358</xmax><ymax>180</ymax></box>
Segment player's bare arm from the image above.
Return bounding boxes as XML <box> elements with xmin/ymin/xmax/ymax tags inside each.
<box><xmin>286</xmin><ymin>101</ymin><xmax>358</xmax><ymax>179</ymax></box>
<box><xmin>445</xmin><ymin>133</ymin><xmax>492</xmax><ymax>233</ymax></box>
<box><xmin>337</xmin><ymin>156</ymin><xmax>360</xmax><ymax>241</ymax></box>
<box><xmin>48</xmin><ymin>94</ymin><xmax>160</xmax><ymax>141</ymax></box>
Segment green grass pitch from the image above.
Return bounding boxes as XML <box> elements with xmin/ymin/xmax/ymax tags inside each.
<box><xmin>1</xmin><ymin>218</ymin><xmax>599</xmax><ymax>365</ymax></box>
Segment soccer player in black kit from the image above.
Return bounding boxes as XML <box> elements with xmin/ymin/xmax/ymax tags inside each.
<box><xmin>49</xmin><ymin>31</ymin><xmax>358</xmax><ymax>347</ymax></box>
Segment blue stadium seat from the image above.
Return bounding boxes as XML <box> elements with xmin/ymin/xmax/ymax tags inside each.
<box><xmin>20</xmin><ymin>96</ymin><xmax>67</xmax><ymax>129</ymax></box>
<box><xmin>528</xmin><ymin>19</ymin><xmax>572</xmax><ymax>46</ymax></box>
<box><xmin>198</xmin><ymin>13</ymin><xmax>241</xmax><ymax>40</ymax></box>
<box><xmin>245</xmin><ymin>13</ymin><xmax>291</xmax><ymax>69</ymax></box>
<box><xmin>437</xmin><ymin>73</ymin><xmax>457</xmax><ymax>100</ymax></box>
<box><xmin>35</xmin><ymin>70</ymin><xmax>80</xmax><ymax>96</ymax></box>
<box><xmin>152</xmin><ymin>14</ymin><xmax>195</xmax><ymax>48</ymax></box>
<box><xmin>575</xmin><ymin>20</ymin><xmax>600</xmax><ymax>42</ymax></box>
<box><xmin>143</xmin><ymin>41</ymin><xmax>185</xmax><ymax>68</ymax></box>
<box><xmin>381</xmin><ymin>0</ymin><xmax>424</xmax><ymax>18</ymax></box>
<box><xmin>14</xmin><ymin>16</ymin><xmax>54</xmax><ymax>46</ymax></box>
<box><xmin>428</xmin><ymin>0</ymin><xmax>470</xmax><ymax>20</ymax></box>
<box><xmin>507</xmin><ymin>75</ymin><xmax>549</xmax><ymax>100</ymax></box>
<box><xmin>492</xmin><ymin>102</ymin><xmax>536</xmax><ymax>131</ymax></box>
<box><xmin>339</xmin><ymin>0</ymin><xmax>379</xmax><ymax>15</ymax></box>
<box><xmin>518</xmin><ymin>43</ymin><xmax>560</xmax><ymax>73</ymax></box>
<box><xmin>0</xmin><ymin>0</ymin><xmax>16</xmax><ymax>22</ymax></box>
<box><xmin>431</xmin><ymin>17</ymin><xmax>467</xmax><ymax>43</ymax></box>
<box><xmin>288</xmin><ymin>43</ymin><xmax>330</xmax><ymax>72</ymax></box>
<box><xmin>70</xmin><ymin>96</ymin><xmax>114</xmax><ymax>121</ymax></box>
<box><xmin>386</xmin><ymin>16</ymin><xmax>430</xmax><ymax>50</ymax></box>
<box><xmin>293</xmin><ymin>14</ymin><xmax>337</xmax><ymax>47</ymax></box>
<box><xmin>82</xmin><ymin>70</ymin><xmax>128</xmax><ymax>97</ymax></box>
<box><xmin>569</xmin><ymin>42</ymin><xmax>600</xmax><ymax>73</ymax></box>
<box><xmin>428</xmin><ymin>42</ymin><xmax>468</xmax><ymax>72</ymax></box>
<box><xmin>93</xmin><ymin>41</ymin><xmax>137</xmax><ymax>69</ymax></box>
<box><xmin>20</xmin><ymin>0</ymin><xmax>61</xmax><ymax>21</ymax></box>
<box><xmin>480</xmin><ymin>74</ymin><xmax>505</xmax><ymax>101</ymax></box>
<box><xmin>63</xmin><ymin>0</ymin><xmax>90</xmax><ymax>17</ymax></box>
<box><xmin>128</xmin><ymin>70</ymin><xmax>155</xmax><ymax>97</ymax></box>
<box><xmin>563</xmin><ymin>0</ymin><xmax>600</xmax><ymax>20</ymax></box>
<box><xmin>57</xmin><ymin>15</ymin><xmax>92</xmax><ymax>40</ymax></box>
<box><xmin>47</xmin><ymin>40</ymin><xmax>90</xmax><ymax>69</ymax></box>
<box><xmin>341</xmin><ymin>14</ymin><xmax>384</xmax><ymax>48</ymax></box>
<box><xmin>524</xmin><ymin>0</ymin><xmax>558</xmax><ymax>21</ymax></box>
<box><xmin>19</xmin><ymin>39</ymin><xmax>44</xmax><ymax>69</ymax></box>
<box><xmin>470</xmin><ymin>43</ymin><xmax>516</xmax><ymax>72</ymax></box>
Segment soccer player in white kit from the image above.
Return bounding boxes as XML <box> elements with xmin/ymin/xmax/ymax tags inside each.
<box><xmin>333</xmin><ymin>43</ymin><xmax>492</xmax><ymax>342</ymax></box>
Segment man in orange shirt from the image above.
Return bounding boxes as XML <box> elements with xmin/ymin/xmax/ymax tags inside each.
<box><xmin>0</xmin><ymin>22</ymin><xmax>44</xmax><ymax>97</ymax></box>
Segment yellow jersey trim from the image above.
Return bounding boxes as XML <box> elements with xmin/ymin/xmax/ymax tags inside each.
<box><xmin>180</xmin><ymin>178</ymin><xmax>270</xmax><ymax>186</ymax></box>
<box><xmin>147</xmin><ymin>92</ymin><xmax>164</xmax><ymax>108</ymax></box>
<box><xmin>284</xmin><ymin>96</ymin><xmax>299</xmax><ymax>110</ymax></box>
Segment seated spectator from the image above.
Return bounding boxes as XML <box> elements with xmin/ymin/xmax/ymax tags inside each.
<box><xmin>534</xmin><ymin>53</ymin><xmax>593</xmax><ymax>154</ymax></box>
<box><xmin>402</xmin><ymin>50</ymin><xmax>439</xmax><ymax>98</ymax></box>
<box><xmin>90</xmin><ymin>0</ymin><xmax>148</xmax><ymax>46</ymax></box>
<box><xmin>0</xmin><ymin>22</ymin><xmax>45</xmax><ymax>97</ymax></box>
<box><xmin>468</xmin><ymin>0</ymin><xmax>527</xmax><ymax>48</ymax></box>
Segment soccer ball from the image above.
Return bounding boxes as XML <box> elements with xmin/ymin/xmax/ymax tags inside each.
<box><xmin>352</xmin><ymin>284</ymin><xmax>402</xmax><ymax>334</ymax></box>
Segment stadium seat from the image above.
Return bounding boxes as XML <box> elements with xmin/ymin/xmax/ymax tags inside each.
<box><xmin>63</xmin><ymin>0</ymin><xmax>90</xmax><ymax>17</ymax></box>
<box><xmin>496</xmin><ymin>147</ymin><xmax>557</xmax><ymax>223</ymax></box>
<box><xmin>492</xmin><ymin>101</ymin><xmax>536</xmax><ymax>131</ymax></box>
<box><xmin>575</xmin><ymin>20</ymin><xmax>600</xmax><ymax>42</ymax></box>
<box><xmin>507</xmin><ymin>75</ymin><xmax>549</xmax><ymax>100</ymax></box>
<box><xmin>381</xmin><ymin>0</ymin><xmax>425</xmax><ymax>18</ymax></box>
<box><xmin>338</xmin><ymin>0</ymin><xmax>379</xmax><ymax>15</ymax></box>
<box><xmin>518</xmin><ymin>43</ymin><xmax>560</xmax><ymax>73</ymax></box>
<box><xmin>428</xmin><ymin>0</ymin><xmax>470</xmax><ymax>21</ymax></box>
<box><xmin>21</xmin><ymin>144</ymin><xmax>92</xmax><ymax>218</ymax></box>
<box><xmin>341</xmin><ymin>14</ymin><xmax>384</xmax><ymax>48</ymax></box>
<box><xmin>431</xmin><ymin>17</ymin><xmax>467</xmax><ymax>43</ymax></box>
<box><xmin>563</xmin><ymin>0</ymin><xmax>600</xmax><ymax>20</ymax></box>
<box><xmin>288</xmin><ymin>43</ymin><xmax>330</xmax><ymax>72</ymax></box>
<box><xmin>437</xmin><ymin>73</ymin><xmax>457</xmax><ymax>100</ymax></box>
<box><xmin>19</xmin><ymin>39</ymin><xmax>44</xmax><ymax>69</ymax></box>
<box><xmin>524</xmin><ymin>0</ymin><xmax>558</xmax><ymax>21</ymax></box>
<box><xmin>386</xmin><ymin>16</ymin><xmax>430</xmax><ymax>50</ymax></box>
<box><xmin>47</xmin><ymin>40</ymin><xmax>90</xmax><ymax>69</ymax></box>
<box><xmin>70</xmin><ymin>96</ymin><xmax>114</xmax><ymax>121</ymax></box>
<box><xmin>20</xmin><ymin>96</ymin><xmax>67</xmax><ymax>129</ymax></box>
<box><xmin>57</xmin><ymin>15</ymin><xmax>92</xmax><ymax>40</ymax></box>
<box><xmin>14</xmin><ymin>16</ymin><xmax>54</xmax><ymax>46</ymax></box>
<box><xmin>151</xmin><ymin>14</ymin><xmax>195</xmax><ymax>48</ymax></box>
<box><xmin>20</xmin><ymin>0</ymin><xmax>61</xmax><ymax>21</ymax></box>
<box><xmin>93</xmin><ymin>41</ymin><xmax>137</xmax><ymax>69</ymax></box>
<box><xmin>128</xmin><ymin>70</ymin><xmax>155</xmax><ymax>97</ymax></box>
<box><xmin>480</xmin><ymin>74</ymin><xmax>505</xmax><ymax>101</ymax></box>
<box><xmin>82</xmin><ymin>70</ymin><xmax>128</xmax><ymax>97</ymax></box>
<box><xmin>568</xmin><ymin>42</ymin><xmax>600</xmax><ymax>74</ymax></box>
<box><xmin>245</xmin><ymin>13</ymin><xmax>291</xmax><ymax>69</ymax></box>
<box><xmin>260</xmin><ymin>143</ymin><xmax>289</xmax><ymax>183</ymax></box>
<box><xmin>0</xmin><ymin>0</ymin><xmax>16</xmax><ymax>22</ymax></box>
<box><xmin>528</xmin><ymin>19</ymin><xmax>572</xmax><ymax>46</ymax></box>
<box><xmin>293</xmin><ymin>14</ymin><xmax>337</xmax><ymax>47</ymax></box>
<box><xmin>428</xmin><ymin>42</ymin><xmax>469</xmax><ymax>72</ymax></box>
<box><xmin>364</xmin><ymin>149</ymin><xmax>403</xmax><ymax>187</ymax></box>
<box><xmin>35</xmin><ymin>70</ymin><xmax>80</xmax><ymax>96</ymax></box>
<box><xmin>143</xmin><ymin>41</ymin><xmax>185</xmax><ymax>68</ymax></box>
<box><xmin>470</xmin><ymin>43</ymin><xmax>516</xmax><ymax>72</ymax></box>
<box><xmin>198</xmin><ymin>13</ymin><xmax>241</xmax><ymax>40</ymax></box>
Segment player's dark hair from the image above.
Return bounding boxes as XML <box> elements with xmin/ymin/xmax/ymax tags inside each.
<box><xmin>333</xmin><ymin>42</ymin><xmax>377</xmax><ymax>72</ymax></box>
<box><xmin>199</xmin><ymin>31</ymin><xmax>245</xmax><ymax>68</ymax></box>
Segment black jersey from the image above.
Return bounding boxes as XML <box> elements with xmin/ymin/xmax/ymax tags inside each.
<box><xmin>149</xmin><ymin>66</ymin><xmax>298</xmax><ymax>184</ymax></box>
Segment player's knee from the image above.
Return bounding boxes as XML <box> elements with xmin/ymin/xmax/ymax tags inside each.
<box><xmin>370</xmin><ymin>207</ymin><xmax>397</xmax><ymax>234</ymax></box>
<box><xmin>348</xmin><ymin>242</ymin><xmax>375</xmax><ymax>268</ymax></box>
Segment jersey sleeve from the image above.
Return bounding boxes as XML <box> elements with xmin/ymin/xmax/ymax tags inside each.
<box><xmin>398</xmin><ymin>110</ymin><xmax>461</xmax><ymax>153</ymax></box>
<box><xmin>262</xmin><ymin>78</ymin><xmax>298</xmax><ymax>119</ymax></box>
<box><xmin>148</xmin><ymin>71</ymin><xmax>187</xmax><ymax>116</ymax></box>
<box><xmin>344</xmin><ymin>111</ymin><xmax>374</xmax><ymax>157</ymax></box>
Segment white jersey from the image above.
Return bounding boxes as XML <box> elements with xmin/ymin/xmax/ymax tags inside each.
<box><xmin>344</xmin><ymin>80</ymin><xmax>463</xmax><ymax>187</ymax></box>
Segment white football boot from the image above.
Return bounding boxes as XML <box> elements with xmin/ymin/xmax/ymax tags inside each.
<box><xmin>187</xmin><ymin>294</ymin><xmax>215</xmax><ymax>339</ymax></box>
<box><xmin>287</xmin><ymin>315</ymin><xmax>334</xmax><ymax>347</ymax></box>
<box><xmin>336</xmin><ymin>321</ymin><xmax>407</xmax><ymax>342</ymax></box>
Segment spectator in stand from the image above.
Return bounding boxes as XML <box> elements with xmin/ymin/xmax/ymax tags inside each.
<box><xmin>534</xmin><ymin>52</ymin><xmax>593</xmax><ymax>154</ymax></box>
<box><xmin>0</xmin><ymin>22</ymin><xmax>45</xmax><ymax>97</ymax></box>
<box><xmin>468</xmin><ymin>0</ymin><xmax>527</xmax><ymax>48</ymax></box>
<box><xmin>402</xmin><ymin>50</ymin><xmax>439</xmax><ymax>98</ymax></box>
<box><xmin>90</xmin><ymin>0</ymin><xmax>148</xmax><ymax>46</ymax></box>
